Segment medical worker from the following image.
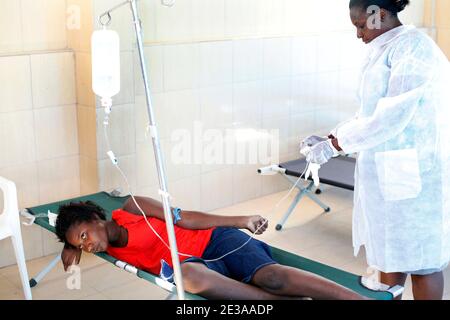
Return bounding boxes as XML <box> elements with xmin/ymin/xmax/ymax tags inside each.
<box><xmin>301</xmin><ymin>0</ymin><xmax>450</xmax><ymax>299</ymax></box>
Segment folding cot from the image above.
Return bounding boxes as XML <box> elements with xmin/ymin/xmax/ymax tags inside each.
<box><xmin>22</xmin><ymin>190</ymin><xmax>403</xmax><ymax>300</ymax></box>
<box><xmin>258</xmin><ymin>156</ymin><xmax>356</xmax><ymax>231</ymax></box>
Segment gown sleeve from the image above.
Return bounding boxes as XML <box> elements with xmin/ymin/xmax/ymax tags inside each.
<box><xmin>335</xmin><ymin>36</ymin><xmax>436</xmax><ymax>154</ymax></box>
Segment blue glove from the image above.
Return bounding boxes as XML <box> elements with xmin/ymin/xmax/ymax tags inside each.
<box><xmin>306</xmin><ymin>140</ymin><xmax>337</xmax><ymax>165</ymax></box>
<box><xmin>300</xmin><ymin>135</ymin><xmax>327</xmax><ymax>156</ymax></box>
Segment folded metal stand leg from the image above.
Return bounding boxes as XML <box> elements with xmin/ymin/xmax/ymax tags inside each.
<box><xmin>29</xmin><ymin>254</ymin><xmax>61</xmax><ymax>287</ymax></box>
<box><xmin>275</xmin><ymin>177</ymin><xmax>331</xmax><ymax>231</ymax></box>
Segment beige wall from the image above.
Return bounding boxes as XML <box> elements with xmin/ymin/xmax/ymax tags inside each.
<box><xmin>0</xmin><ymin>0</ymin><xmax>429</xmax><ymax>268</ymax></box>
<box><xmin>424</xmin><ymin>0</ymin><xmax>450</xmax><ymax>58</ymax></box>
<box><xmin>0</xmin><ymin>0</ymin><xmax>79</xmax><ymax>267</ymax></box>
<box><xmin>106</xmin><ymin>0</ymin><xmax>426</xmax><ymax>212</ymax></box>
<box><xmin>94</xmin><ymin>0</ymin><xmax>427</xmax><ymax>213</ymax></box>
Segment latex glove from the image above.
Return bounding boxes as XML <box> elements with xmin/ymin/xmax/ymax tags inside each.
<box><xmin>306</xmin><ymin>140</ymin><xmax>339</xmax><ymax>165</ymax></box>
<box><xmin>305</xmin><ymin>162</ymin><xmax>321</xmax><ymax>186</ymax></box>
<box><xmin>300</xmin><ymin>135</ymin><xmax>327</xmax><ymax>156</ymax></box>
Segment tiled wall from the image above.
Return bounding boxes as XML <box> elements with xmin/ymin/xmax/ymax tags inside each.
<box><xmin>95</xmin><ymin>0</ymin><xmax>426</xmax><ymax>213</ymax></box>
<box><xmin>0</xmin><ymin>1</ymin><xmax>79</xmax><ymax>267</ymax></box>
<box><xmin>424</xmin><ymin>0</ymin><xmax>450</xmax><ymax>58</ymax></box>
<box><xmin>0</xmin><ymin>0</ymin><xmax>428</xmax><ymax>268</ymax></box>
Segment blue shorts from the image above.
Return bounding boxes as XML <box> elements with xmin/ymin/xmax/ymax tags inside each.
<box><xmin>184</xmin><ymin>227</ymin><xmax>277</xmax><ymax>283</ymax></box>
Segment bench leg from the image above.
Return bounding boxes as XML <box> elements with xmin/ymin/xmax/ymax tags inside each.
<box><xmin>306</xmin><ymin>191</ymin><xmax>331</xmax><ymax>213</ymax></box>
<box><xmin>275</xmin><ymin>187</ymin><xmax>308</xmax><ymax>231</ymax></box>
<box><xmin>276</xmin><ymin>176</ymin><xmax>331</xmax><ymax>230</ymax></box>
<box><xmin>29</xmin><ymin>254</ymin><xmax>61</xmax><ymax>288</ymax></box>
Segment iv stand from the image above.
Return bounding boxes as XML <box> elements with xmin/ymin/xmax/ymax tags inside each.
<box><xmin>99</xmin><ymin>0</ymin><xmax>185</xmax><ymax>300</ymax></box>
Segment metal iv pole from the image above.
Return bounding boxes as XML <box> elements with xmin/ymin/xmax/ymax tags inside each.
<box><xmin>98</xmin><ymin>0</ymin><xmax>185</xmax><ymax>300</ymax></box>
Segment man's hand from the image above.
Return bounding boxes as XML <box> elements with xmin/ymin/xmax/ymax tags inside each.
<box><xmin>61</xmin><ymin>246</ymin><xmax>82</xmax><ymax>272</ymax></box>
<box><xmin>244</xmin><ymin>215</ymin><xmax>269</xmax><ymax>235</ymax></box>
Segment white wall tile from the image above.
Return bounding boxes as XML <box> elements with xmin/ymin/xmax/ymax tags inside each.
<box><xmin>135</xmin><ymin>46</ymin><xmax>164</xmax><ymax>96</ymax></box>
<box><xmin>0</xmin><ymin>0</ymin><xmax>22</xmax><ymax>53</ymax></box>
<box><xmin>284</xmin><ymin>0</ymin><xmax>307</xmax><ymax>34</ymax></box>
<box><xmin>192</xmin><ymin>0</ymin><xmax>225</xmax><ymax>40</ymax></box>
<box><xmin>0</xmin><ymin>163</ymin><xmax>39</xmax><ymax>209</ymax></box>
<box><xmin>260</xmin><ymin>0</ymin><xmax>286</xmax><ymax>36</ymax></box>
<box><xmin>200</xmin><ymin>85</ymin><xmax>233</xmax><ymax>130</ymax></box>
<box><xmin>135</xmin><ymin>141</ymin><xmax>159</xmax><ymax>189</ymax></box>
<box><xmin>0</xmin><ymin>111</ymin><xmax>36</xmax><ymax>167</ymax></box>
<box><xmin>232</xmin><ymin>164</ymin><xmax>262</xmax><ymax>204</ymax></box>
<box><xmin>114</xmin><ymin>51</ymin><xmax>135</xmax><ymax>105</ymax></box>
<box><xmin>315</xmin><ymin>72</ymin><xmax>340</xmax><ymax>109</ymax></box>
<box><xmin>232</xmin><ymin>39</ymin><xmax>263</xmax><ymax>83</ymax></box>
<box><xmin>261</xmin><ymin>116</ymin><xmax>290</xmax><ymax>158</ymax></box>
<box><xmin>232</xmin><ymin>81</ymin><xmax>263</xmax><ymax>126</ymax></box>
<box><xmin>289</xmin><ymin>111</ymin><xmax>316</xmax><ymax>154</ymax></box>
<box><xmin>292</xmin><ymin>36</ymin><xmax>318</xmax><ymax>75</ymax></box>
<box><xmin>317</xmin><ymin>35</ymin><xmax>342</xmax><ymax>73</ymax></box>
<box><xmin>155</xmin><ymin>0</ymin><xmax>193</xmax><ymax>42</ymax></box>
<box><xmin>0</xmin><ymin>55</ymin><xmax>32</xmax><ymax>113</ymax></box>
<box><xmin>34</xmin><ymin>105</ymin><xmax>79</xmax><ymax>161</ymax></box>
<box><xmin>31</xmin><ymin>52</ymin><xmax>76</xmax><ymax>108</ymax></box>
<box><xmin>168</xmin><ymin>175</ymin><xmax>201</xmax><ymax>211</ymax></box>
<box><xmin>21</xmin><ymin>0</ymin><xmax>67</xmax><ymax>51</ymax></box>
<box><xmin>262</xmin><ymin>78</ymin><xmax>292</xmax><ymax>119</ymax></box>
<box><xmin>98</xmin><ymin>154</ymin><xmax>136</xmax><ymax>193</ymax></box>
<box><xmin>263</xmin><ymin>38</ymin><xmax>291</xmax><ymax>79</ymax></box>
<box><xmin>137</xmin><ymin>137</ymin><xmax>202</xmax><ymax>189</ymax></box>
<box><xmin>399</xmin><ymin>0</ymin><xmax>425</xmax><ymax>26</ymax></box>
<box><xmin>154</xmin><ymin>89</ymin><xmax>201</xmax><ymax>139</ymax></box>
<box><xmin>163</xmin><ymin>44</ymin><xmax>199</xmax><ymax>92</ymax></box>
<box><xmin>339</xmin><ymin>69</ymin><xmax>361</xmax><ymax>111</ymax></box>
<box><xmin>139</xmin><ymin>0</ymin><xmax>157</xmax><ymax>43</ymax></box>
<box><xmin>338</xmin><ymin>33</ymin><xmax>367</xmax><ymax>70</ymax></box>
<box><xmin>41</xmin><ymin>227</ymin><xmax>64</xmax><ymax>256</ymax></box>
<box><xmin>224</xmin><ymin>0</ymin><xmax>261</xmax><ymax>38</ymax></box>
<box><xmin>291</xmin><ymin>74</ymin><xmax>318</xmax><ymax>115</ymax></box>
<box><xmin>315</xmin><ymin>108</ymin><xmax>341</xmax><ymax>133</ymax></box>
<box><xmin>200</xmin><ymin>167</ymin><xmax>233</xmax><ymax>211</ymax></box>
<box><xmin>97</xmin><ymin>104</ymin><xmax>135</xmax><ymax>160</ymax></box>
<box><xmin>199</xmin><ymin>41</ymin><xmax>233</xmax><ymax>88</ymax></box>
<box><xmin>37</xmin><ymin>156</ymin><xmax>80</xmax><ymax>204</ymax></box>
<box><xmin>161</xmin><ymin>138</ymin><xmax>202</xmax><ymax>182</ymax></box>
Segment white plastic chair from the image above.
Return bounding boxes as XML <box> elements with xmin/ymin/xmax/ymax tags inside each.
<box><xmin>0</xmin><ymin>176</ymin><xmax>32</xmax><ymax>300</ymax></box>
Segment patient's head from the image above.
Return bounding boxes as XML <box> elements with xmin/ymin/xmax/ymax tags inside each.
<box><xmin>56</xmin><ymin>201</ymin><xmax>109</xmax><ymax>253</ymax></box>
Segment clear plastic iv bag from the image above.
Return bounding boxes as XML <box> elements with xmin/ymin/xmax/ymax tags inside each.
<box><xmin>91</xmin><ymin>29</ymin><xmax>120</xmax><ymax>106</ymax></box>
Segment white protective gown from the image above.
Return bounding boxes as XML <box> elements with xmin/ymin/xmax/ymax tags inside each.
<box><xmin>335</xmin><ymin>25</ymin><xmax>450</xmax><ymax>273</ymax></box>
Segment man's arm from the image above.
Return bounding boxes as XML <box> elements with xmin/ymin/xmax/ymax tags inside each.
<box><xmin>122</xmin><ymin>196</ymin><xmax>268</xmax><ymax>233</ymax></box>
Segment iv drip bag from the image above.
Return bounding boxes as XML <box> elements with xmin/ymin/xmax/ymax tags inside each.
<box><xmin>91</xmin><ymin>29</ymin><xmax>120</xmax><ymax>105</ymax></box>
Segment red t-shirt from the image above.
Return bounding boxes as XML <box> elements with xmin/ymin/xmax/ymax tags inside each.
<box><xmin>106</xmin><ymin>209</ymin><xmax>214</xmax><ymax>275</ymax></box>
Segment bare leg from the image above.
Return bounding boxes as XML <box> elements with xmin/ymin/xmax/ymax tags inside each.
<box><xmin>411</xmin><ymin>271</ymin><xmax>444</xmax><ymax>300</ymax></box>
<box><xmin>251</xmin><ymin>264</ymin><xmax>366</xmax><ymax>300</ymax></box>
<box><xmin>380</xmin><ymin>272</ymin><xmax>407</xmax><ymax>300</ymax></box>
<box><xmin>181</xmin><ymin>262</ymin><xmax>296</xmax><ymax>300</ymax></box>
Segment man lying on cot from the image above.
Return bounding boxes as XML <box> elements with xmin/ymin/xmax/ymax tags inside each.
<box><xmin>55</xmin><ymin>196</ymin><xmax>365</xmax><ymax>300</ymax></box>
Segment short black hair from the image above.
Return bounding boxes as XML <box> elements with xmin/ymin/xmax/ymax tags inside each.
<box><xmin>55</xmin><ymin>201</ymin><xmax>106</xmax><ymax>248</ymax></box>
<box><xmin>349</xmin><ymin>0</ymin><xmax>410</xmax><ymax>15</ymax></box>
